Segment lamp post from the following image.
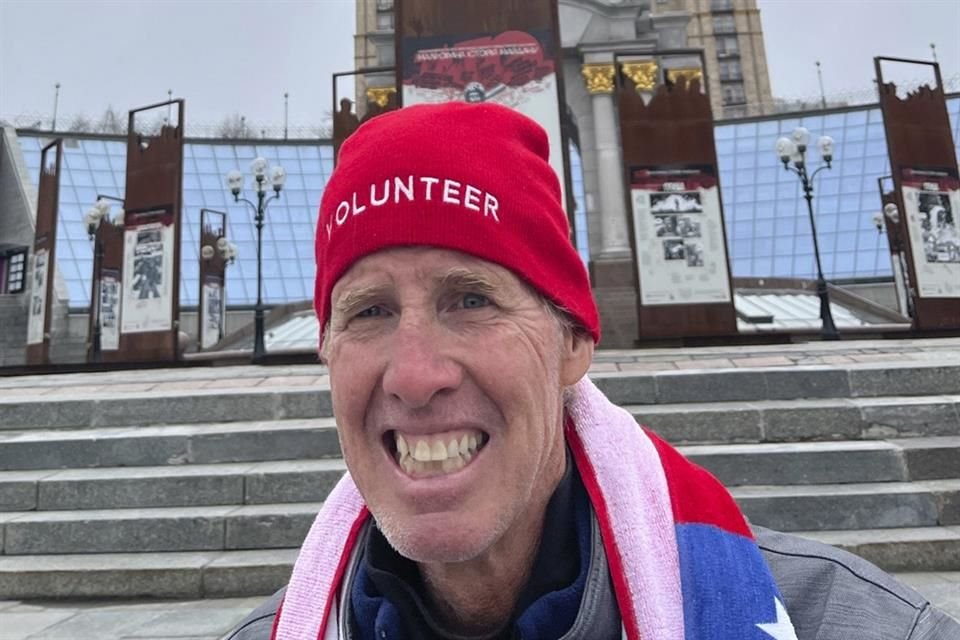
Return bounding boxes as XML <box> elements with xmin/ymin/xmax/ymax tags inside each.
<box><xmin>226</xmin><ymin>158</ymin><xmax>286</xmax><ymax>363</ymax></box>
<box><xmin>776</xmin><ymin>127</ymin><xmax>840</xmax><ymax>340</ymax></box>
<box><xmin>84</xmin><ymin>195</ymin><xmax>125</xmax><ymax>362</ymax></box>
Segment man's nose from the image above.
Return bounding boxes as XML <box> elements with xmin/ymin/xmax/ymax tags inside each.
<box><xmin>381</xmin><ymin>317</ymin><xmax>463</xmax><ymax>409</ymax></box>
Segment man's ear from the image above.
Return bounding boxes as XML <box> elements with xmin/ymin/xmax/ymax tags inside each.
<box><xmin>560</xmin><ymin>332</ymin><xmax>594</xmax><ymax>387</ymax></box>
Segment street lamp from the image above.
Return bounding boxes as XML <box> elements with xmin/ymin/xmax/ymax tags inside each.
<box><xmin>225</xmin><ymin>157</ymin><xmax>286</xmax><ymax>363</ymax></box>
<box><xmin>84</xmin><ymin>195</ymin><xmax>124</xmax><ymax>362</ymax></box>
<box><xmin>776</xmin><ymin>127</ymin><xmax>840</xmax><ymax>340</ymax></box>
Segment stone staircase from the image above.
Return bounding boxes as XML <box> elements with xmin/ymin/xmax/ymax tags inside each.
<box><xmin>0</xmin><ymin>353</ymin><xmax>958</xmax><ymax>599</ymax></box>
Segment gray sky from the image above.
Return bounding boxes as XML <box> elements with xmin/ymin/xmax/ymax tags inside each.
<box><xmin>1</xmin><ymin>0</ymin><xmax>958</xmax><ymax>129</ymax></box>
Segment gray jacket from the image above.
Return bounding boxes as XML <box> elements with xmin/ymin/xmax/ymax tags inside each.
<box><xmin>226</xmin><ymin>527</ymin><xmax>959</xmax><ymax>639</ymax></box>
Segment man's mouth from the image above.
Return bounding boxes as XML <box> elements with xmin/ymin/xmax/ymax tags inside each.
<box><xmin>388</xmin><ymin>429</ymin><xmax>489</xmax><ymax>478</ymax></box>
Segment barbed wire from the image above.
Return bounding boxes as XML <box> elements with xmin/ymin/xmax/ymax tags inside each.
<box><xmin>4</xmin><ymin>73</ymin><xmax>958</xmax><ymax>136</ymax></box>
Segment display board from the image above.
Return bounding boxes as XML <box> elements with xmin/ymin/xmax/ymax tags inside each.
<box><xmin>121</xmin><ymin>208</ymin><xmax>175</xmax><ymax>334</ymax></box>
<box><xmin>25</xmin><ymin>139</ymin><xmax>62</xmax><ymax>365</ymax></box>
<box><xmin>395</xmin><ymin>0</ymin><xmax>571</xmax><ymax>217</ymax></box>
<box><xmin>629</xmin><ymin>165</ymin><xmax>731</xmax><ymax>306</ymax></box>
<box><xmin>111</xmin><ymin>99</ymin><xmax>184</xmax><ymax>362</ymax></box>
<box><xmin>899</xmin><ymin>168</ymin><xmax>960</xmax><ymax>297</ymax></box>
<box><xmin>616</xmin><ymin>54</ymin><xmax>737</xmax><ymax>340</ymax></box>
<box><xmin>875</xmin><ymin>57</ymin><xmax>960</xmax><ymax>331</ymax></box>
<box><xmin>198</xmin><ymin>208</ymin><xmax>227</xmax><ymax>350</ymax></box>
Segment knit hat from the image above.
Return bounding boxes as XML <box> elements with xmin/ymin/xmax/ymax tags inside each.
<box><xmin>314</xmin><ymin>101</ymin><xmax>600</xmax><ymax>343</ymax></box>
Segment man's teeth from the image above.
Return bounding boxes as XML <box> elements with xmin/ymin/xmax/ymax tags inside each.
<box><xmin>394</xmin><ymin>431</ymin><xmax>483</xmax><ymax>475</ymax></box>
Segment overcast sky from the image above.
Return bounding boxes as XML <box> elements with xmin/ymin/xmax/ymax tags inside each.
<box><xmin>1</xmin><ymin>0</ymin><xmax>958</xmax><ymax>129</ymax></box>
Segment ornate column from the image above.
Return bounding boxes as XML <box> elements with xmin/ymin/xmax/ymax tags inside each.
<box><xmin>581</xmin><ymin>62</ymin><xmax>631</xmax><ymax>259</ymax></box>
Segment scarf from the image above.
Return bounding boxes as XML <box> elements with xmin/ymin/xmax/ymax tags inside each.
<box><xmin>273</xmin><ymin>377</ymin><xmax>797</xmax><ymax>640</ymax></box>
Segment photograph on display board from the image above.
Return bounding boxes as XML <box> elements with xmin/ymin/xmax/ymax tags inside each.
<box><xmin>629</xmin><ymin>166</ymin><xmax>731</xmax><ymax>306</ymax></box>
<box><xmin>26</xmin><ymin>248</ymin><xmax>48</xmax><ymax>345</ymax></box>
<box><xmin>121</xmin><ymin>214</ymin><xmax>175</xmax><ymax>334</ymax></box>
<box><xmin>400</xmin><ymin>28</ymin><xmax>567</xmax><ymax>211</ymax></box>
<box><xmin>901</xmin><ymin>168</ymin><xmax>960</xmax><ymax>298</ymax></box>
<box><xmin>99</xmin><ymin>269</ymin><xmax>121</xmax><ymax>351</ymax></box>
<box><xmin>917</xmin><ymin>192</ymin><xmax>959</xmax><ymax>264</ymax></box>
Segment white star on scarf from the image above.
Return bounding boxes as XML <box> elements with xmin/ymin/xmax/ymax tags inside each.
<box><xmin>756</xmin><ymin>598</ymin><xmax>798</xmax><ymax>640</ymax></box>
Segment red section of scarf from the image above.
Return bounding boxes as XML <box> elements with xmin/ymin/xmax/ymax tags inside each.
<box><xmin>644</xmin><ymin>429</ymin><xmax>753</xmax><ymax>538</ymax></box>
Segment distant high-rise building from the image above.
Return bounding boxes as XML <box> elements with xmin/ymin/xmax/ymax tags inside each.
<box><xmin>652</xmin><ymin>0</ymin><xmax>774</xmax><ymax>118</ymax></box>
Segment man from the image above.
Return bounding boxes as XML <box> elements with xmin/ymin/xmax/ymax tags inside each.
<box><xmin>228</xmin><ymin>103</ymin><xmax>958</xmax><ymax>640</ymax></box>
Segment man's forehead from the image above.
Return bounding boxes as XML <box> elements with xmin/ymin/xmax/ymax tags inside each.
<box><xmin>331</xmin><ymin>247</ymin><xmax>516</xmax><ymax>297</ymax></box>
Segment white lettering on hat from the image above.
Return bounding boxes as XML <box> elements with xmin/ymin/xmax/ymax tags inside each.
<box><xmin>442</xmin><ymin>179</ymin><xmax>461</xmax><ymax>205</ymax></box>
<box><xmin>421</xmin><ymin>176</ymin><xmax>439</xmax><ymax>200</ymax></box>
<box><xmin>484</xmin><ymin>193</ymin><xmax>499</xmax><ymax>222</ymax></box>
<box><xmin>464</xmin><ymin>185</ymin><xmax>481</xmax><ymax>212</ymax></box>
<box><xmin>371</xmin><ymin>179</ymin><xmax>390</xmax><ymax>207</ymax></box>
<box><xmin>326</xmin><ymin>175</ymin><xmax>501</xmax><ymax>240</ymax></box>
<box><xmin>394</xmin><ymin>176</ymin><xmax>414</xmax><ymax>203</ymax></box>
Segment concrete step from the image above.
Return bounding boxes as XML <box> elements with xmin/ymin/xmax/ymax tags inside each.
<box><xmin>733</xmin><ymin>479</ymin><xmax>960</xmax><ymax>532</ymax></box>
<box><xmin>593</xmin><ymin>361</ymin><xmax>960</xmax><ymax>405</ymax></box>
<box><xmin>0</xmin><ymin>459</ymin><xmax>347</xmax><ymax>511</ymax></box>
<box><xmin>4</xmin><ymin>478</ymin><xmax>959</xmax><ymax>555</ymax></box>
<box><xmin>4</xmin><ymin>362</ymin><xmax>959</xmax><ymax>432</ymax></box>
<box><xmin>0</xmin><ymin>419</ymin><xmax>341</xmax><ymax>471</ymax></box>
<box><xmin>0</xmin><ymin>548</ymin><xmax>298</xmax><ymax>599</ymax></box>
<box><xmin>2</xmin><ymin>395</ymin><xmax>957</xmax><ymax>475</ymax></box>
<box><xmin>2</xmin><ymin>528</ymin><xmax>957</xmax><ymax>600</ymax></box>
<box><xmin>0</xmin><ymin>386</ymin><xmax>334</xmax><ymax>431</ymax></box>
<box><xmin>633</xmin><ymin>395</ymin><xmax>960</xmax><ymax>444</ymax></box>
<box><xmin>798</xmin><ymin>526</ymin><xmax>960</xmax><ymax>572</ymax></box>
<box><xmin>1</xmin><ymin>502</ymin><xmax>322</xmax><ymax>555</ymax></box>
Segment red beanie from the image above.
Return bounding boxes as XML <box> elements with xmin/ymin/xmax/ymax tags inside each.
<box><xmin>314</xmin><ymin>102</ymin><xmax>600</xmax><ymax>343</ymax></box>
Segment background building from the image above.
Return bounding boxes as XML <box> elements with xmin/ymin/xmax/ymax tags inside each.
<box><xmin>651</xmin><ymin>0</ymin><xmax>773</xmax><ymax>118</ymax></box>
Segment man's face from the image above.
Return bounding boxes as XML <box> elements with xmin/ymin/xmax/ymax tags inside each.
<box><xmin>325</xmin><ymin>247</ymin><xmax>590</xmax><ymax>564</ymax></box>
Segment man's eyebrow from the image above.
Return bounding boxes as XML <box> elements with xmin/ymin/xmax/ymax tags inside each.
<box><xmin>333</xmin><ymin>284</ymin><xmax>392</xmax><ymax>315</ymax></box>
<box><xmin>434</xmin><ymin>268</ymin><xmax>499</xmax><ymax>293</ymax></box>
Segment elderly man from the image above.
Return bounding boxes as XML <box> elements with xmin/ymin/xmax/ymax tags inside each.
<box><xmin>228</xmin><ymin>103</ymin><xmax>957</xmax><ymax>640</ymax></box>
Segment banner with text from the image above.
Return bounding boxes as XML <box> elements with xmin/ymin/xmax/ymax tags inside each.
<box><xmin>400</xmin><ymin>27</ymin><xmax>567</xmax><ymax>212</ymax></box>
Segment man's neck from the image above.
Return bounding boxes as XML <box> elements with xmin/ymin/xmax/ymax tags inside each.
<box><xmin>416</xmin><ymin>457</ymin><xmax>565</xmax><ymax>635</ymax></box>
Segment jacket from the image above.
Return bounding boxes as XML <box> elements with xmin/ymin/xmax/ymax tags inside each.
<box><xmin>225</xmin><ymin>525</ymin><xmax>959</xmax><ymax>640</ymax></box>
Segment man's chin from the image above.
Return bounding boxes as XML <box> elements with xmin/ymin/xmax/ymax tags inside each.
<box><xmin>377</xmin><ymin>513</ymin><xmax>499</xmax><ymax>565</ymax></box>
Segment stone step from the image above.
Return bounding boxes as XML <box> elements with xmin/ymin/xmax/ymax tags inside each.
<box><xmin>0</xmin><ymin>502</ymin><xmax>322</xmax><ymax>555</ymax></box>
<box><xmin>0</xmin><ymin>548</ymin><xmax>298</xmax><ymax>599</ymax></box>
<box><xmin>632</xmin><ymin>395</ymin><xmax>960</xmax><ymax>444</ymax></box>
<box><xmin>2</xmin><ymin>528</ymin><xmax>957</xmax><ymax>600</ymax></box>
<box><xmin>0</xmin><ymin>419</ymin><xmax>341</xmax><ymax>471</ymax></box>
<box><xmin>679</xmin><ymin>438</ymin><xmax>960</xmax><ymax>486</ymax></box>
<box><xmin>5</xmin><ymin>478</ymin><xmax>959</xmax><ymax>557</ymax></box>
<box><xmin>2</xmin><ymin>438</ymin><xmax>957</xmax><ymax>514</ymax></box>
<box><xmin>733</xmin><ymin>479</ymin><xmax>960</xmax><ymax>532</ymax></box>
<box><xmin>0</xmin><ymin>459</ymin><xmax>347</xmax><ymax>511</ymax></box>
<box><xmin>2</xmin><ymin>394</ymin><xmax>957</xmax><ymax>474</ymax></box>
<box><xmin>4</xmin><ymin>362</ymin><xmax>959</xmax><ymax>431</ymax></box>
<box><xmin>593</xmin><ymin>361</ymin><xmax>960</xmax><ymax>405</ymax></box>
<box><xmin>0</xmin><ymin>386</ymin><xmax>334</xmax><ymax>431</ymax></box>
<box><xmin>797</xmin><ymin>526</ymin><xmax>960</xmax><ymax>572</ymax></box>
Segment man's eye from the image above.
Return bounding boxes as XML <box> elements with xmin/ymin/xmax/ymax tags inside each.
<box><xmin>356</xmin><ymin>305</ymin><xmax>385</xmax><ymax>318</ymax></box>
<box><xmin>461</xmin><ymin>293</ymin><xmax>491</xmax><ymax>309</ymax></box>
